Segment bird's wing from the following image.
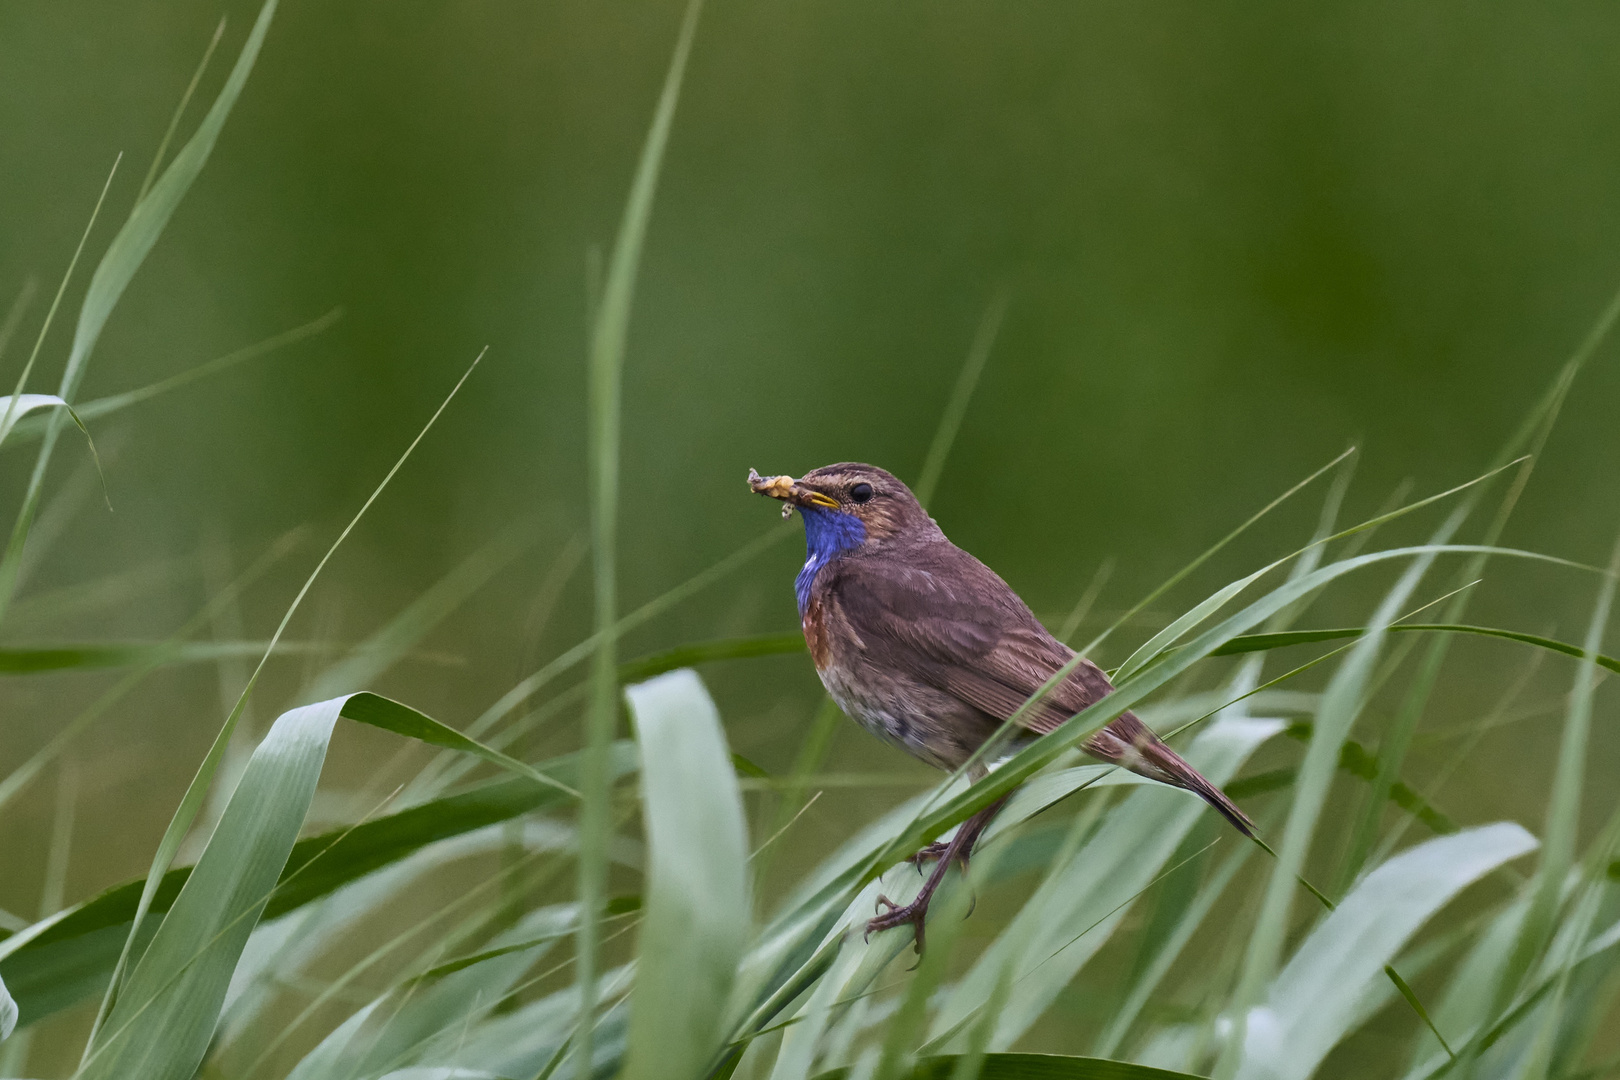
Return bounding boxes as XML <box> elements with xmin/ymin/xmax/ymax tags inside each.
<box><xmin>834</xmin><ymin>547</ymin><xmax>1117</xmax><ymax>734</ymax></box>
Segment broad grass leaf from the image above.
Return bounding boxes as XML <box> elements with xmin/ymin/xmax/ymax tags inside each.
<box><xmin>218</xmin><ymin>817</ymin><xmax>612</xmax><ymax>1049</ymax></box>
<box><xmin>1233</xmin><ymin>823</ymin><xmax>1537</xmax><ymax>1080</ymax></box>
<box><xmin>811</xmin><ymin>1053</ymin><xmax>1207</xmax><ymax>1079</ymax></box>
<box><xmin>0</xmin><ymin>743</ymin><xmax>630</xmax><ymax>1027</ymax></box>
<box><xmin>78</xmin><ymin>697</ymin><xmax>342</xmax><ymax>1080</ymax></box>
<box><xmin>622</xmin><ymin>669</ymin><xmax>750</xmax><ymax>1080</ymax></box>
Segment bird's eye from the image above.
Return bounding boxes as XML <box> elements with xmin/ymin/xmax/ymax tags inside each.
<box><xmin>850</xmin><ymin>482</ymin><xmax>874</xmax><ymax>504</ymax></box>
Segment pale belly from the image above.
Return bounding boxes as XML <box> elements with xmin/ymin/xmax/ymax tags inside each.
<box><xmin>813</xmin><ymin>660</ymin><xmax>995</xmax><ymax>772</ymax></box>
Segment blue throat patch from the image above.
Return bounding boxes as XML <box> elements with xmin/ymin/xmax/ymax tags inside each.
<box><xmin>795</xmin><ymin>507</ymin><xmax>866</xmax><ymax>614</ymax></box>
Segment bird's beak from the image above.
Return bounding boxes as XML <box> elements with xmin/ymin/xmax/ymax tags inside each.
<box><xmin>748</xmin><ymin>468</ymin><xmax>839</xmax><ymax>509</ymax></box>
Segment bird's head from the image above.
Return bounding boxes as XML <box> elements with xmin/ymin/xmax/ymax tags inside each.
<box><xmin>748</xmin><ymin>462</ymin><xmax>937</xmax><ymax>548</ymax></box>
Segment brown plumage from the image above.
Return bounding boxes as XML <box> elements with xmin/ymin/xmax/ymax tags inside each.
<box><xmin>750</xmin><ymin>462</ymin><xmax>1252</xmax><ymax>950</ymax></box>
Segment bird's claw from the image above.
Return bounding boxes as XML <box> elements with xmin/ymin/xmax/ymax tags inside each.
<box><xmin>866</xmin><ymin>894</ymin><xmax>928</xmax><ymax>955</ymax></box>
<box><xmin>905</xmin><ymin>841</ymin><xmax>953</xmax><ymax>873</ymax></box>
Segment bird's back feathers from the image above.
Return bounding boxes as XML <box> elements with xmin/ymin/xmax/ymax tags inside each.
<box><xmin>820</xmin><ymin>536</ymin><xmax>1253</xmax><ymax>836</ymax></box>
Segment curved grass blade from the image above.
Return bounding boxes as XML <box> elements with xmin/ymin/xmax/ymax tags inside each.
<box><xmin>1214</xmin><ymin>511</ymin><xmax>1461</xmax><ymax>1079</ymax></box>
<box><xmin>76</xmin><ymin>697</ymin><xmax>343</xmax><ymax>1080</ymax></box>
<box><xmin>1200</xmin><ymin>623</ymin><xmax>1620</xmax><ymax>674</ymax></box>
<box><xmin>338</xmin><ymin>693</ymin><xmax>576</xmax><ymax>798</ymax></box>
<box><xmin>731</xmin><ymin>544</ymin><xmax>1594</xmax><ymax>1060</ymax></box>
<box><xmin>0</xmin><ymin>395</ymin><xmax>74</xmax><ymax>449</ymax></box>
<box><xmin>1079</xmin><ymin>446</ymin><xmax>1355</xmax><ymax>659</ymax></box>
<box><xmin>0</xmin><ymin>0</ymin><xmax>279</xmax><ymax>623</ymax></box>
<box><xmin>1338</xmin><ymin>297</ymin><xmax>1619</xmax><ymax>893</ymax></box>
<box><xmin>66</xmin><ymin>684</ymin><xmax>623</xmax><ymax>1079</ymax></box>
<box><xmin>622</xmin><ymin>670</ymin><xmax>749</xmax><ymax>1080</ymax></box>
<box><xmin>0</xmin><ymin>159</ymin><xmax>119</xmax><ymax>462</ymax></box>
<box><xmin>84</xmin><ymin>346</ymin><xmax>483</xmax><ymax>1051</ymax></box>
<box><xmin>1458</xmin><ymin>526</ymin><xmax>1620</xmax><ymax>1077</ymax></box>
<box><xmin>2</xmin><ymin>310</ymin><xmax>343</xmax><ymax>447</ymax></box>
<box><xmin>577</xmin><ymin>2</ymin><xmax>703</xmax><ymax>1071</ymax></box>
<box><xmin>1232</xmin><ymin>823</ymin><xmax>1537</xmax><ymax>1080</ymax></box>
<box><xmin>931</xmin><ymin>715</ymin><xmax>1281</xmax><ymax>1050</ymax></box>
<box><xmin>135</xmin><ymin>16</ymin><xmax>227</xmax><ymax>203</ymax></box>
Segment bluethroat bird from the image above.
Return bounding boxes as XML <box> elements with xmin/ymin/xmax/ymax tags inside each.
<box><xmin>749</xmin><ymin>462</ymin><xmax>1252</xmax><ymax>952</ymax></box>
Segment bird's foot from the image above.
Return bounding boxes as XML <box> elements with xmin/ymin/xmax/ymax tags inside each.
<box><xmin>905</xmin><ymin>841</ymin><xmax>955</xmax><ymax>871</ymax></box>
<box><xmin>866</xmin><ymin>893</ymin><xmax>929</xmax><ymax>955</ymax></box>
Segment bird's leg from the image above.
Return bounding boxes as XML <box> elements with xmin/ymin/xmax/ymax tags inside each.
<box><xmin>867</xmin><ymin>795</ymin><xmax>1009</xmax><ymax>955</ymax></box>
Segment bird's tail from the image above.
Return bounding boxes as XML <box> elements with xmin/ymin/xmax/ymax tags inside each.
<box><xmin>1084</xmin><ymin>714</ymin><xmax>1254</xmax><ymax>838</ymax></box>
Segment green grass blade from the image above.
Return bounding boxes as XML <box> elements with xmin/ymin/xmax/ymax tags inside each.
<box><xmin>0</xmin><ymin>529</ymin><xmax>305</xmax><ymax>818</ymax></box>
<box><xmin>0</xmin><ymin>639</ymin><xmax>334</xmax><ymax>675</ymax></box>
<box><xmin>1231</xmin><ymin>823</ymin><xmax>1536</xmax><ymax>1080</ymax></box>
<box><xmin>1213</xmin><ymin>516</ymin><xmax>1458</xmax><ymax>1079</ymax></box>
<box><xmin>83</xmin><ymin>350</ymin><xmax>481</xmax><ymax>1051</ymax></box>
<box><xmin>577</xmin><ymin>2</ymin><xmax>703</xmax><ymax>1071</ymax></box>
<box><xmin>0</xmin><ymin>159</ymin><xmax>119</xmax><ymax>460</ymax></box>
<box><xmin>1078</xmin><ymin>447</ymin><xmax>1355</xmax><ymax>658</ymax></box>
<box><xmin>614</xmin><ymin>631</ymin><xmax>806</xmax><ymax>683</ymax></box>
<box><xmin>0</xmin><ymin>733</ymin><xmax>628</xmax><ymax>1043</ymax></box>
<box><xmin>813</xmin><ymin>1053</ymin><xmax>1207</xmax><ymax>1079</ymax></box>
<box><xmin>931</xmin><ymin>716</ymin><xmax>1280</xmax><ymax>1050</ymax></box>
<box><xmin>76</xmin><ymin>696</ymin><xmax>343</xmax><ymax>1080</ymax></box>
<box><xmin>1200</xmin><ymin>623</ymin><xmax>1620</xmax><ymax>674</ymax></box>
<box><xmin>622</xmin><ymin>670</ymin><xmax>749</xmax><ymax>1080</ymax></box>
<box><xmin>135</xmin><ymin>16</ymin><xmax>227</xmax><ymax>203</ymax></box>
<box><xmin>0</xmin><ymin>0</ymin><xmax>279</xmax><ymax>624</ymax></box>
<box><xmin>1463</xmin><ymin>526</ymin><xmax>1620</xmax><ymax>1077</ymax></box>
<box><xmin>303</xmin><ymin>520</ymin><xmax>536</xmax><ymax>702</ymax></box>
<box><xmin>914</xmin><ymin>289</ymin><xmax>1009</xmax><ymax>507</ymax></box>
<box><xmin>1336</xmin><ymin>298</ymin><xmax>1616</xmax><ymax>894</ymax></box>
<box><xmin>2</xmin><ymin>309</ymin><xmax>343</xmax><ymax>447</ymax></box>
<box><xmin>338</xmin><ymin>693</ymin><xmax>577</xmax><ymax>797</ymax></box>
<box><xmin>1093</xmin><ymin>831</ymin><xmax>1257</xmax><ymax>1058</ymax></box>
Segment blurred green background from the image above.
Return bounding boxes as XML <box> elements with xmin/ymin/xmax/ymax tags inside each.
<box><xmin>4</xmin><ymin>1</ymin><xmax>1620</xmax><ymax>1069</ymax></box>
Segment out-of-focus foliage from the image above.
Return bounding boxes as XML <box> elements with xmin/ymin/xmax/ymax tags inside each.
<box><xmin>3</xmin><ymin>3</ymin><xmax>1620</xmax><ymax>1078</ymax></box>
